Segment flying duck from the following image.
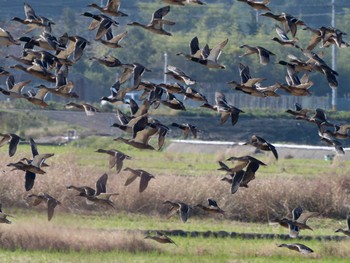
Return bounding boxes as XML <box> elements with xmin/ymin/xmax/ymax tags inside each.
<box><xmin>127</xmin><ymin>6</ymin><xmax>175</xmax><ymax>36</ymax></box>
<box><xmin>27</xmin><ymin>193</ymin><xmax>61</xmax><ymax>221</ymax></box>
<box><xmin>123</xmin><ymin>167</ymin><xmax>155</xmax><ymax>192</ymax></box>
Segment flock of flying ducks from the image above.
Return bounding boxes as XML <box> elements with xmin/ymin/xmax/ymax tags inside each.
<box><xmin>0</xmin><ymin>0</ymin><xmax>350</xmax><ymax>255</ymax></box>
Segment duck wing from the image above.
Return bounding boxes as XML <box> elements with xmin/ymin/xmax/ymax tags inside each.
<box><xmin>124</xmin><ymin>168</ymin><xmax>140</xmax><ymax>186</ymax></box>
<box><xmin>25</xmin><ymin>171</ymin><xmax>36</xmax><ymax>191</ymax></box>
<box><xmin>32</xmin><ymin>153</ymin><xmax>54</xmax><ymax>167</ymax></box>
<box><xmin>24</xmin><ymin>3</ymin><xmax>39</xmax><ymax>20</ymax></box>
<box><xmin>139</xmin><ymin>170</ymin><xmax>154</xmax><ymax>192</ymax></box>
<box><xmin>178</xmin><ymin>202</ymin><xmax>190</xmax><ymax>223</ymax></box>
<box><xmin>189</xmin><ymin>36</ymin><xmax>201</xmax><ymax>57</ymax></box>
<box><xmin>29</xmin><ymin>138</ymin><xmax>39</xmax><ymax>157</ymax></box>
<box><xmin>266</xmin><ymin>142</ymin><xmax>278</xmax><ymax>160</ymax></box>
<box><xmin>108</xmin><ymin>153</ymin><xmax>118</xmax><ymax>169</ymax></box>
<box><xmin>207</xmin><ymin>38</ymin><xmax>228</xmax><ymax>62</ymax></box>
<box><xmin>151</xmin><ymin>6</ymin><xmax>171</xmax><ymax>22</ymax></box>
<box><xmin>231</xmin><ymin>170</ymin><xmax>245</xmax><ymax>194</ymax></box>
<box><xmin>292</xmin><ymin>206</ymin><xmax>303</xmax><ymax>220</ymax></box>
<box><xmin>9</xmin><ymin>133</ymin><xmax>23</xmax><ymax>157</ymax></box>
<box><xmin>45</xmin><ymin>194</ymin><xmax>60</xmax><ymax>221</ymax></box>
<box><xmin>95</xmin><ymin>173</ymin><xmax>108</xmax><ymax>195</ymax></box>
<box><xmin>107</xmin><ymin>0</ymin><xmax>121</xmax><ymax>12</ymax></box>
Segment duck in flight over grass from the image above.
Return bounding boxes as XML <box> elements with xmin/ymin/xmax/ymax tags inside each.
<box><xmin>270</xmin><ymin>206</ymin><xmax>319</xmax><ymax>238</ymax></box>
<box><xmin>145</xmin><ymin>231</ymin><xmax>176</xmax><ymax>245</ymax></box>
<box><xmin>27</xmin><ymin>193</ymin><xmax>61</xmax><ymax>221</ymax></box>
<box><xmin>196</xmin><ymin>199</ymin><xmax>224</xmax><ymax>215</ymax></box>
<box><xmin>277</xmin><ymin>243</ymin><xmax>314</xmax><ymax>254</ymax></box>
<box><xmin>0</xmin><ymin>133</ymin><xmax>24</xmax><ymax>157</ymax></box>
<box><xmin>67</xmin><ymin>173</ymin><xmax>118</xmax><ymax>209</ymax></box>
<box><xmin>95</xmin><ymin>149</ymin><xmax>131</xmax><ymax>173</ymax></box>
<box><xmin>243</xmin><ymin>135</ymin><xmax>278</xmax><ymax>160</ymax></box>
<box><xmin>123</xmin><ymin>167</ymin><xmax>155</xmax><ymax>193</ymax></box>
<box><xmin>163</xmin><ymin>200</ymin><xmax>191</xmax><ymax>223</ymax></box>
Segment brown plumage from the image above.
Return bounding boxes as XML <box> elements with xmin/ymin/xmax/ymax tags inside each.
<box><xmin>114</xmin><ymin>137</ymin><xmax>155</xmax><ymax>150</ymax></box>
<box><xmin>228</xmin><ymin>63</ymin><xmax>269</xmax><ymax>97</ymax></box>
<box><xmin>214</xmin><ymin>91</ymin><xmax>244</xmax><ymax>126</ymax></box>
<box><xmin>158</xmin><ymin>83</ymin><xmax>186</xmax><ymax>95</ymax></box>
<box><xmin>184</xmin><ymin>87</ymin><xmax>208</xmax><ymax>102</ymax></box>
<box><xmin>196</xmin><ymin>199</ymin><xmax>224</xmax><ymax>215</ymax></box>
<box><xmin>7</xmin><ymin>153</ymin><xmax>54</xmax><ymax>175</ymax></box>
<box><xmin>332</xmin><ymin>124</ymin><xmax>350</xmax><ymax>140</ymax></box>
<box><xmin>88</xmin><ymin>0</ymin><xmax>128</xmax><ymax>17</ymax></box>
<box><xmin>177</xmin><ymin>37</ymin><xmax>228</xmax><ymax>69</ymax></box>
<box><xmin>24</xmin><ymin>88</ymin><xmax>50</xmax><ymax>108</ymax></box>
<box><xmin>0</xmin><ymin>133</ymin><xmax>24</xmax><ymax>157</ymax></box>
<box><xmin>0</xmin><ymin>27</ymin><xmax>20</xmax><ymax>46</ymax></box>
<box><xmin>95</xmin><ymin>149</ymin><xmax>131</xmax><ymax>173</ymax></box>
<box><xmin>11</xmin><ymin>3</ymin><xmax>54</xmax><ymax>33</ymax></box>
<box><xmin>286</xmin><ymin>103</ymin><xmax>312</xmax><ymax>120</ymax></box>
<box><xmin>10</xmin><ymin>64</ymin><xmax>56</xmax><ymax>83</ymax></box>
<box><xmin>65</xmin><ymin>102</ymin><xmax>100</xmax><ymax>116</ymax></box>
<box><xmin>260</xmin><ymin>12</ymin><xmax>306</xmax><ymax>38</ymax></box>
<box><xmin>145</xmin><ymin>231</ymin><xmax>176</xmax><ymax>245</ymax></box>
<box><xmin>270</xmin><ymin>206</ymin><xmax>319</xmax><ymax>238</ymax></box>
<box><xmin>81</xmin><ymin>12</ymin><xmax>119</xmax><ymax>40</ymax></box>
<box><xmin>27</xmin><ymin>193</ymin><xmax>61</xmax><ymax>221</ymax></box>
<box><xmin>278</xmin><ymin>243</ymin><xmax>314</xmax><ymax>254</ymax></box>
<box><xmin>272</xmin><ymin>25</ymin><xmax>300</xmax><ymax>48</ymax></box>
<box><xmin>112</xmin><ymin>115</ymin><xmax>161</xmax><ymax>150</ymax></box>
<box><xmin>100</xmin><ymin>31</ymin><xmax>128</xmax><ymax>48</ymax></box>
<box><xmin>224</xmin><ymin>156</ymin><xmax>266</xmax><ymax>193</ymax></box>
<box><xmin>171</xmin><ymin>123</ymin><xmax>199</xmax><ymax>139</ymax></box>
<box><xmin>239</xmin><ymin>45</ymin><xmax>275</xmax><ymax>65</ymax></box>
<box><xmin>89</xmin><ymin>56</ymin><xmax>128</xmax><ymax>67</ymax></box>
<box><xmin>123</xmin><ymin>167</ymin><xmax>155</xmax><ymax>192</ymax></box>
<box><xmin>244</xmin><ymin>135</ymin><xmax>278</xmax><ymax>160</ymax></box>
<box><xmin>68</xmin><ymin>173</ymin><xmax>118</xmax><ymax>209</ymax></box>
<box><xmin>165</xmin><ymin>65</ymin><xmax>196</xmax><ymax>85</ymax></box>
<box><xmin>127</xmin><ymin>6</ymin><xmax>175</xmax><ymax>36</ymax></box>
<box><xmin>163</xmin><ymin>200</ymin><xmax>191</xmax><ymax>223</ymax></box>
<box><xmin>161</xmin><ymin>92</ymin><xmax>186</xmax><ymax>111</ymax></box>
<box><xmin>0</xmin><ymin>75</ymin><xmax>31</xmax><ymax>99</ymax></box>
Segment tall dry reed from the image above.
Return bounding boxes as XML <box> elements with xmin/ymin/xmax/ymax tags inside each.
<box><xmin>0</xmin><ymin>152</ymin><xmax>349</xmax><ymax>222</ymax></box>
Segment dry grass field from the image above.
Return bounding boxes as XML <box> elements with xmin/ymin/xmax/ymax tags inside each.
<box><xmin>0</xmin><ymin>137</ymin><xmax>350</xmax><ymax>262</ymax></box>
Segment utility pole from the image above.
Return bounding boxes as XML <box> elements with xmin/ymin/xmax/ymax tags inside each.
<box><xmin>331</xmin><ymin>0</ymin><xmax>337</xmax><ymax>111</ymax></box>
<box><xmin>163</xmin><ymin>52</ymin><xmax>168</xmax><ymax>83</ymax></box>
